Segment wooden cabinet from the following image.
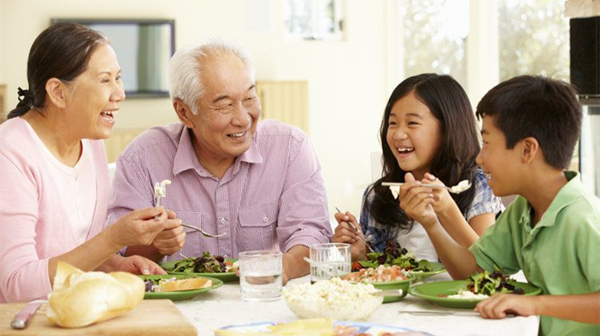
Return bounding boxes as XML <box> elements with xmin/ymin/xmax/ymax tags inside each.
<box><xmin>103</xmin><ymin>129</ymin><xmax>146</xmax><ymax>163</ymax></box>
<box><xmin>256</xmin><ymin>81</ymin><xmax>309</xmax><ymax>134</ymax></box>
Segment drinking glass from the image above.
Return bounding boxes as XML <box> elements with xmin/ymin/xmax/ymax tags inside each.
<box><xmin>309</xmin><ymin>243</ymin><xmax>351</xmax><ymax>283</ymax></box>
<box><xmin>239</xmin><ymin>250</ymin><xmax>283</xmax><ymax>302</ymax></box>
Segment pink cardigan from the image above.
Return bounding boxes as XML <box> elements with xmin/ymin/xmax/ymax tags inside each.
<box><xmin>0</xmin><ymin>118</ymin><xmax>109</xmax><ymax>302</ymax></box>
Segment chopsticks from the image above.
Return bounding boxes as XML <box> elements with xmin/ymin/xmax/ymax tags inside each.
<box><xmin>398</xmin><ymin>310</ymin><xmax>481</xmax><ymax>316</ymax></box>
<box><xmin>382</xmin><ymin>182</ymin><xmax>447</xmax><ymax>189</ymax></box>
<box><xmin>335</xmin><ymin>207</ymin><xmax>375</xmax><ymax>253</ymax></box>
<box><xmin>398</xmin><ymin>310</ymin><xmax>518</xmax><ymax>318</ymax></box>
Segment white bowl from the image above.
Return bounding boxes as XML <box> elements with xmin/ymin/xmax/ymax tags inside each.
<box><xmin>282</xmin><ymin>278</ymin><xmax>383</xmax><ymax>321</ymax></box>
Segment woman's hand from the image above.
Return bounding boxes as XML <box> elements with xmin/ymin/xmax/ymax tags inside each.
<box><xmin>399</xmin><ymin>173</ymin><xmax>437</xmax><ymax>228</ymax></box>
<box><xmin>150</xmin><ymin>209</ymin><xmax>186</xmax><ymax>256</ymax></box>
<box><xmin>108</xmin><ymin>207</ymin><xmax>168</xmax><ymax>248</ymax></box>
<box><xmin>115</xmin><ymin>255</ymin><xmax>167</xmax><ymax>275</ymax></box>
<box><xmin>333</xmin><ymin>211</ymin><xmax>367</xmax><ymax>261</ymax></box>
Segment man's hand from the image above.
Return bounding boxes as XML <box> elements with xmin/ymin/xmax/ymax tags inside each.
<box><xmin>151</xmin><ymin>210</ymin><xmax>186</xmax><ymax>256</ymax></box>
<box><xmin>282</xmin><ymin>246</ymin><xmax>310</xmax><ymax>284</ymax></box>
<box><xmin>475</xmin><ymin>293</ymin><xmax>537</xmax><ymax>319</ymax></box>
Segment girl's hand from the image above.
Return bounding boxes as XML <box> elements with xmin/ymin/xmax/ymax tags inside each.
<box><xmin>400</xmin><ymin>173</ymin><xmax>437</xmax><ymax>228</ymax></box>
<box><xmin>109</xmin><ymin>207</ymin><xmax>168</xmax><ymax>248</ymax></box>
<box><xmin>423</xmin><ymin>173</ymin><xmax>454</xmax><ymax>215</ymax></box>
<box><xmin>333</xmin><ymin>211</ymin><xmax>367</xmax><ymax>261</ymax></box>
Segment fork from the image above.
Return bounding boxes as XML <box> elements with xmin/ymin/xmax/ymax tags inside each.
<box><xmin>181</xmin><ymin>223</ymin><xmax>227</xmax><ymax>238</ymax></box>
<box><xmin>335</xmin><ymin>207</ymin><xmax>375</xmax><ymax>253</ymax></box>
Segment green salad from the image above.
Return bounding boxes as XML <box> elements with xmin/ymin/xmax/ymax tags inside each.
<box><xmin>464</xmin><ymin>271</ymin><xmax>525</xmax><ymax>296</ymax></box>
<box><xmin>354</xmin><ymin>242</ymin><xmax>433</xmax><ymax>272</ymax></box>
<box><xmin>162</xmin><ymin>251</ymin><xmax>229</xmax><ymax>273</ymax></box>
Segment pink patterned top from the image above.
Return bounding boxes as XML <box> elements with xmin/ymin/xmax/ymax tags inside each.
<box><xmin>0</xmin><ymin>118</ymin><xmax>109</xmax><ymax>302</ymax></box>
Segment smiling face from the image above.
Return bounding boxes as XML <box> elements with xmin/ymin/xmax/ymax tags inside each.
<box><xmin>386</xmin><ymin>90</ymin><xmax>442</xmax><ymax>180</ymax></box>
<box><xmin>187</xmin><ymin>53</ymin><xmax>261</xmax><ymax>168</ymax></box>
<box><xmin>476</xmin><ymin>115</ymin><xmax>521</xmax><ymax>196</ymax></box>
<box><xmin>64</xmin><ymin>43</ymin><xmax>125</xmax><ymax>140</ymax></box>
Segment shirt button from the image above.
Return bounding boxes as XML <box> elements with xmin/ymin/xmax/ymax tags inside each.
<box><xmin>220</xmin><ymin>218</ymin><xmax>226</xmax><ymax>224</ymax></box>
<box><xmin>263</xmin><ymin>216</ymin><xmax>268</xmax><ymax>222</ymax></box>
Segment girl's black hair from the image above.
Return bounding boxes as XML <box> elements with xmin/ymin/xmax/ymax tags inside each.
<box><xmin>369</xmin><ymin>73</ymin><xmax>480</xmax><ymax>231</ymax></box>
<box><xmin>8</xmin><ymin>22</ymin><xmax>107</xmax><ymax>119</ymax></box>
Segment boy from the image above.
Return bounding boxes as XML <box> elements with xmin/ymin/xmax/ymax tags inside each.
<box><xmin>400</xmin><ymin>75</ymin><xmax>600</xmax><ymax>336</ymax></box>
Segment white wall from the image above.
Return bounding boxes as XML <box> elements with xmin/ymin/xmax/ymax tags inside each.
<box><xmin>0</xmin><ymin>0</ymin><xmax>390</xmax><ymax>221</ymax></box>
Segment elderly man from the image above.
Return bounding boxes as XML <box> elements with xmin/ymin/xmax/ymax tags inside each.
<box><xmin>107</xmin><ymin>39</ymin><xmax>332</xmax><ymax>282</ymax></box>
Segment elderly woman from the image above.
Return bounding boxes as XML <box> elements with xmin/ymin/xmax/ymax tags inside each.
<box><xmin>0</xmin><ymin>23</ymin><xmax>185</xmax><ymax>303</ymax></box>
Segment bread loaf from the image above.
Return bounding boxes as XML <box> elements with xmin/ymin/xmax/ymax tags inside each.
<box><xmin>157</xmin><ymin>277</ymin><xmax>213</xmax><ymax>292</ymax></box>
<box><xmin>46</xmin><ymin>261</ymin><xmax>144</xmax><ymax>328</ymax></box>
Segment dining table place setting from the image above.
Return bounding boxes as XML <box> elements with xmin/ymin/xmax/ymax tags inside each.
<box><xmin>173</xmin><ymin>243</ymin><xmax>539</xmax><ymax>336</ymax></box>
<box><xmin>1</xmin><ymin>244</ymin><xmax>540</xmax><ymax>336</ymax></box>
<box><xmin>174</xmin><ymin>271</ymin><xmax>540</xmax><ymax>336</ymax></box>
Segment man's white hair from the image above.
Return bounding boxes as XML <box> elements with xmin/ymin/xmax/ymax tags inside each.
<box><xmin>168</xmin><ymin>38</ymin><xmax>255</xmax><ymax>114</ymax></box>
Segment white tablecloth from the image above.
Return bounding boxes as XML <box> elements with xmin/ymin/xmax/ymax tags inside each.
<box><xmin>175</xmin><ymin>274</ymin><xmax>539</xmax><ymax>336</ymax></box>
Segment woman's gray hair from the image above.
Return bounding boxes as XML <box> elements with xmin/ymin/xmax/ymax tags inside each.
<box><xmin>169</xmin><ymin>38</ymin><xmax>255</xmax><ymax>114</ymax></box>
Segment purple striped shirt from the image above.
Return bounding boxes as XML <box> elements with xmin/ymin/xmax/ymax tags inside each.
<box><xmin>107</xmin><ymin>120</ymin><xmax>332</xmax><ymax>261</ymax></box>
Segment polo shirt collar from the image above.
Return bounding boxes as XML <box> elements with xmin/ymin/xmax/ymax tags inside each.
<box><xmin>172</xmin><ymin>126</ymin><xmax>263</xmax><ymax>176</ymax></box>
<box><xmin>528</xmin><ymin>171</ymin><xmax>581</xmax><ymax>231</ymax></box>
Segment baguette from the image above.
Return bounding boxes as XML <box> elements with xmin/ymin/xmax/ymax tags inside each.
<box><xmin>46</xmin><ymin>261</ymin><xmax>144</xmax><ymax>328</ymax></box>
<box><xmin>157</xmin><ymin>277</ymin><xmax>213</xmax><ymax>292</ymax></box>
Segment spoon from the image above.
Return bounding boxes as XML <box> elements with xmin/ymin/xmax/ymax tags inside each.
<box><xmin>373</xmin><ymin>289</ymin><xmax>404</xmax><ymax>297</ymax></box>
<box><xmin>182</xmin><ymin>223</ymin><xmax>227</xmax><ymax>238</ymax></box>
<box><xmin>303</xmin><ymin>257</ymin><xmax>336</xmax><ymax>278</ymax></box>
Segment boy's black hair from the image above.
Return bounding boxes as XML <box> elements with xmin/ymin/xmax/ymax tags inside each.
<box><xmin>475</xmin><ymin>75</ymin><xmax>582</xmax><ymax>170</ymax></box>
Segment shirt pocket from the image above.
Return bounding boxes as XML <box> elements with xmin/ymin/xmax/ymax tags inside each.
<box><xmin>238</xmin><ymin>201</ymin><xmax>279</xmax><ymax>250</ymax></box>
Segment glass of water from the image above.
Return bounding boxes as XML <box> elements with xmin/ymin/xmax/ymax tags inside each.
<box><xmin>309</xmin><ymin>243</ymin><xmax>351</xmax><ymax>283</ymax></box>
<box><xmin>239</xmin><ymin>250</ymin><xmax>283</xmax><ymax>302</ymax></box>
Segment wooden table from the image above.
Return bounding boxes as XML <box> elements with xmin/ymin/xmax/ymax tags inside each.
<box><xmin>0</xmin><ymin>300</ymin><xmax>196</xmax><ymax>336</ymax></box>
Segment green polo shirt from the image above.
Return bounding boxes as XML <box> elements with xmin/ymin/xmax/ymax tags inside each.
<box><xmin>470</xmin><ymin>171</ymin><xmax>600</xmax><ymax>336</ymax></box>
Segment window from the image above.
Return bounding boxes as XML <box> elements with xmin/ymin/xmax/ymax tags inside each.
<box><xmin>284</xmin><ymin>0</ymin><xmax>344</xmax><ymax>41</ymax></box>
<box><xmin>498</xmin><ymin>0</ymin><xmax>570</xmax><ymax>81</ymax></box>
<box><xmin>395</xmin><ymin>0</ymin><xmax>570</xmax><ymax>101</ymax></box>
<box><xmin>400</xmin><ymin>0</ymin><xmax>469</xmax><ymax>85</ymax></box>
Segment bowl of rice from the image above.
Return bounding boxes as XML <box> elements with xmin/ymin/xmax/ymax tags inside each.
<box><xmin>282</xmin><ymin>277</ymin><xmax>383</xmax><ymax>321</ymax></box>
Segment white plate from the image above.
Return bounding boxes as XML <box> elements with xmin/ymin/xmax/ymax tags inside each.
<box><xmin>216</xmin><ymin>320</ymin><xmax>435</xmax><ymax>335</ymax></box>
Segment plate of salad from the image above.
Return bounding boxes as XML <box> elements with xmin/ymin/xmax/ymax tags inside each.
<box><xmin>352</xmin><ymin>242</ymin><xmax>446</xmax><ymax>281</ymax></box>
<box><xmin>161</xmin><ymin>251</ymin><xmax>239</xmax><ymax>282</ymax></box>
<box><xmin>408</xmin><ymin>271</ymin><xmax>542</xmax><ymax>308</ymax></box>
<box><xmin>341</xmin><ymin>265</ymin><xmax>415</xmax><ymax>303</ymax></box>
<box><xmin>140</xmin><ymin>274</ymin><xmax>223</xmax><ymax>301</ymax></box>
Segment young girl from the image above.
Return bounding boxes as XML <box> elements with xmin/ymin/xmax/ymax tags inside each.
<box><xmin>333</xmin><ymin>73</ymin><xmax>503</xmax><ymax>262</ymax></box>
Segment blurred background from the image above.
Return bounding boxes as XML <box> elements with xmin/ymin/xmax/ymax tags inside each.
<box><xmin>1</xmin><ymin>0</ymin><xmax>596</xmax><ymax>226</ymax></box>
